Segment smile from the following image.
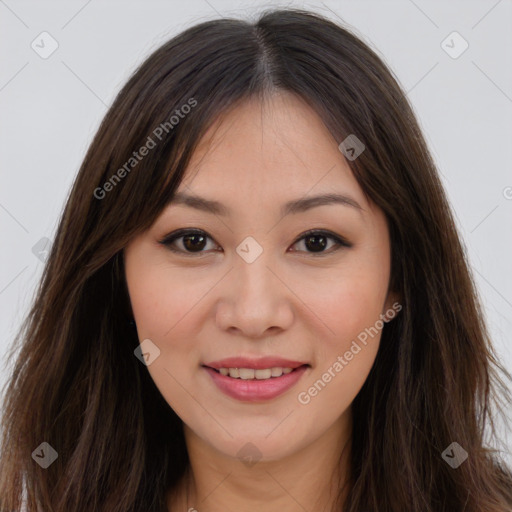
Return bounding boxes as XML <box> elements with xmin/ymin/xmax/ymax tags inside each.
<box><xmin>215</xmin><ymin>367</ymin><xmax>294</xmax><ymax>379</ymax></box>
<box><xmin>202</xmin><ymin>364</ymin><xmax>310</xmax><ymax>402</ymax></box>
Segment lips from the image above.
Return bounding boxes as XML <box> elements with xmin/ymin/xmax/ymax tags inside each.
<box><xmin>204</xmin><ymin>357</ymin><xmax>308</xmax><ymax>370</ymax></box>
<box><xmin>202</xmin><ymin>357</ymin><xmax>310</xmax><ymax>402</ymax></box>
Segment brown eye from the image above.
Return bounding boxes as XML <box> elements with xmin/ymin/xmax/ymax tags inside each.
<box><xmin>303</xmin><ymin>234</ymin><xmax>329</xmax><ymax>252</ymax></box>
<box><xmin>289</xmin><ymin>230</ymin><xmax>352</xmax><ymax>255</ymax></box>
<box><xmin>159</xmin><ymin>229</ymin><xmax>218</xmax><ymax>254</ymax></box>
<box><xmin>159</xmin><ymin>228</ymin><xmax>351</xmax><ymax>256</ymax></box>
<box><xmin>181</xmin><ymin>233</ymin><xmax>207</xmax><ymax>252</ymax></box>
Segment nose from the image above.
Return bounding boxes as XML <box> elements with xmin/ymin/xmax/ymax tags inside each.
<box><xmin>215</xmin><ymin>248</ymin><xmax>294</xmax><ymax>339</ymax></box>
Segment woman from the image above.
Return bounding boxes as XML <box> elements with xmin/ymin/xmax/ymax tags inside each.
<box><xmin>1</xmin><ymin>8</ymin><xmax>511</xmax><ymax>512</ymax></box>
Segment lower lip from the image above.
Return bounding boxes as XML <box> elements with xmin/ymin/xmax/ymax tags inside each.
<box><xmin>203</xmin><ymin>365</ymin><xmax>309</xmax><ymax>402</ymax></box>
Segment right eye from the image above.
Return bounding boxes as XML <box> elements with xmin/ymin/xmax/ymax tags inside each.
<box><xmin>158</xmin><ymin>229</ymin><xmax>220</xmax><ymax>255</ymax></box>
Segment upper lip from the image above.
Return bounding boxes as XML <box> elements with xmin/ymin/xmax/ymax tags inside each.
<box><xmin>204</xmin><ymin>357</ymin><xmax>309</xmax><ymax>370</ymax></box>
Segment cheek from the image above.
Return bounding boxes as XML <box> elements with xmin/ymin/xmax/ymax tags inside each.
<box><xmin>304</xmin><ymin>262</ymin><xmax>389</xmax><ymax>354</ymax></box>
<box><xmin>125</xmin><ymin>254</ymin><xmax>212</xmax><ymax>342</ymax></box>
<box><xmin>295</xmin><ymin>246</ymin><xmax>390</xmax><ymax>412</ymax></box>
<box><xmin>124</xmin><ymin>254</ymin><xmax>208</xmax><ymax>419</ymax></box>
<box><xmin>296</xmin><ymin>276</ymin><xmax>386</xmax><ymax>416</ymax></box>
<box><xmin>305</xmin><ymin>287</ymin><xmax>383</xmax><ymax>403</ymax></box>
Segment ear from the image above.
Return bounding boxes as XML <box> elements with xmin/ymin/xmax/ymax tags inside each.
<box><xmin>382</xmin><ymin>290</ymin><xmax>402</xmax><ymax>322</ymax></box>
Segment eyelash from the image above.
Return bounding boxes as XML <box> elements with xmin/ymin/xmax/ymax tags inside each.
<box><xmin>158</xmin><ymin>228</ymin><xmax>352</xmax><ymax>257</ymax></box>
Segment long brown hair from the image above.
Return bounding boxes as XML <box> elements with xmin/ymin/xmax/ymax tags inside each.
<box><xmin>1</xmin><ymin>8</ymin><xmax>511</xmax><ymax>511</ymax></box>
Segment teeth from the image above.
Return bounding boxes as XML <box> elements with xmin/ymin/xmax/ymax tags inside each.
<box><xmin>215</xmin><ymin>366</ymin><xmax>298</xmax><ymax>380</ymax></box>
<box><xmin>238</xmin><ymin>368</ymin><xmax>255</xmax><ymax>380</ymax></box>
<box><xmin>255</xmin><ymin>369</ymin><xmax>272</xmax><ymax>379</ymax></box>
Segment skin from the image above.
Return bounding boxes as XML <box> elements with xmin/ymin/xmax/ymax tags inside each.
<box><xmin>124</xmin><ymin>91</ymin><xmax>399</xmax><ymax>512</ymax></box>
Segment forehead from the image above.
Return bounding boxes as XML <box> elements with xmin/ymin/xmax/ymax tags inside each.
<box><xmin>178</xmin><ymin>92</ymin><xmax>368</xmax><ymax>212</ymax></box>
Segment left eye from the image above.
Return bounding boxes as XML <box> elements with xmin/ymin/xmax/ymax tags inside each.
<box><xmin>290</xmin><ymin>230</ymin><xmax>351</xmax><ymax>254</ymax></box>
<box><xmin>159</xmin><ymin>229</ymin><xmax>351</xmax><ymax>255</ymax></box>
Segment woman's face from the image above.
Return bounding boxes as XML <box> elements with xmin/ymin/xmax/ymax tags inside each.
<box><xmin>124</xmin><ymin>92</ymin><xmax>397</xmax><ymax>462</ymax></box>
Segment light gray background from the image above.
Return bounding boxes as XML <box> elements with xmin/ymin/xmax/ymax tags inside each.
<box><xmin>1</xmin><ymin>0</ymin><xmax>511</xmax><ymax>462</ymax></box>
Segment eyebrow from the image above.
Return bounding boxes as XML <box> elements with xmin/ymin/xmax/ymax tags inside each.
<box><xmin>168</xmin><ymin>191</ymin><xmax>364</xmax><ymax>217</ymax></box>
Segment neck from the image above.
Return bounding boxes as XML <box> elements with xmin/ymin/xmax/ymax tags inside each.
<box><xmin>167</xmin><ymin>410</ymin><xmax>352</xmax><ymax>512</ymax></box>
